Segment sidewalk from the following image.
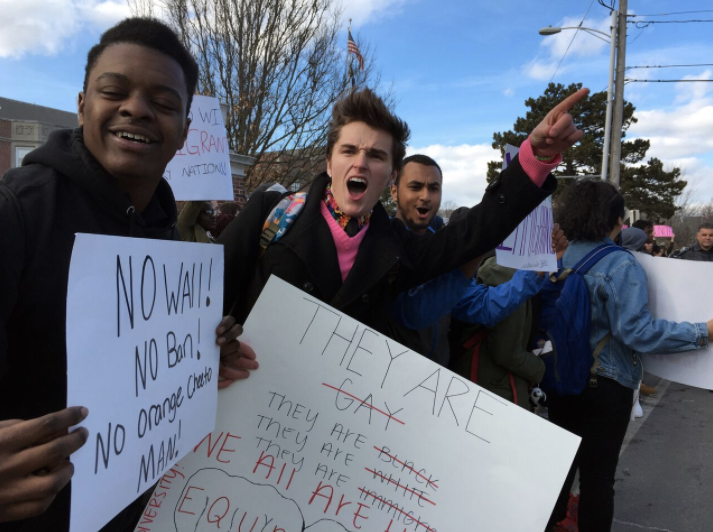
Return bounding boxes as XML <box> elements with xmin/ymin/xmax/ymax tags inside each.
<box><xmin>611</xmin><ymin>373</ymin><xmax>713</xmax><ymax>532</ymax></box>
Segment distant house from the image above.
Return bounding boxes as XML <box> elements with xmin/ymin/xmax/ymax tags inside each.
<box><xmin>0</xmin><ymin>96</ymin><xmax>77</xmax><ymax>176</ymax></box>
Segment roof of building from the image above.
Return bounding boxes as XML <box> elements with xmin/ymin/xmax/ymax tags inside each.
<box><xmin>0</xmin><ymin>96</ymin><xmax>77</xmax><ymax>128</ymax></box>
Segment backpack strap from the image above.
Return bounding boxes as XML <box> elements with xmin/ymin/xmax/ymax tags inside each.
<box><xmin>551</xmin><ymin>243</ymin><xmax>629</xmax><ymax>284</ymax></box>
<box><xmin>463</xmin><ymin>331</ymin><xmax>519</xmax><ymax>405</ymax></box>
<box><xmin>259</xmin><ymin>192</ymin><xmax>308</xmax><ymax>256</ymax></box>
<box><xmin>573</xmin><ymin>244</ymin><xmax>625</xmax><ymax>274</ymax></box>
<box><xmin>577</xmin><ymin>245</ymin><xmax>623</xmax><ymax>387</ymax></box>
<box><xmin>589</xmin><ymin>332</ymin><xmax>611</xmax><ymax>387</ymax></box>
<box><xmin>463</xmin><ymin>329</ymin><xmax>487</xmax><ymax>384</ymax></box>
<box><xmin>564</xmin><ymin>244</ymin><xmax>626</xmax><ymax>388</ymax></box>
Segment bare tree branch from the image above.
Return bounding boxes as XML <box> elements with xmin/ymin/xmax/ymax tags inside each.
<box><xmin>129</xmin><ymin>0</ymin><xmax>387</xmax><ymax>197</ymax></box>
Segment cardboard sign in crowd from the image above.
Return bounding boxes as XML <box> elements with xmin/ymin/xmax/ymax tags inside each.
<box><xmin>66</xmin><ymin>234</ymin><xmax>224</xmax><ymax>532</ymax></box>
<box><xmin>129</xmin><ymin>277</ymin><xmax>581</xmax><ymax>532</ymax></box>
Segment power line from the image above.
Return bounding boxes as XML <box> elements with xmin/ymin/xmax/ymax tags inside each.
<box><xmin>597</xmin><ymin>0</ymin><xmax>615</xmax><ymax>13</ymax></box>
<box><xmin>547</xmin><ymin>0</ymin><xmax>597</xmax><ymax>84</ymax></box>
<box><xmin>633</xmin><ymin>19</ymin><xmax>713</xmax><ymax>29</ymax></box>
<box><xmin>625</xmin><ymin>79</ymin><xmax>713</xmax><ymax>83</ymax></box>
<box><xmin>628</xmin><ymin>10</ymin><xmax>713</xmax><ymax>17</ymax></box>
<box><xmin>627</xmin><ymin>26</ymin><xmax>646</xmax><ymax>46</ymax></box>
<box><xmin>626</xmin><ymin>63</ymin><xmax>713</xmax><ymax>70</ymax></box>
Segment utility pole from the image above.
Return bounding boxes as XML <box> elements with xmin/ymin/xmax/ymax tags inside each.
<box><xmin>608</xmin><ymin>0</ymin><xmax>628</xmax><ymax>189</ymax></box>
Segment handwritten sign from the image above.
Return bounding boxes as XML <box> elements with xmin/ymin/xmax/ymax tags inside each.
<box><xmin>66</xmin><ymin>234</ymin><xmax>224</xmax><ymax>532</ymax></box>
<box><xmin>635</xmin><ymin>253</ymin><xmax>713</xmax><ymax>389</ymax></box>
<box><xmin>134</xmin><ymin>276</ymin><xmax>580</xmax><ymax>532</ymax></box>
<box><xmin>164</xmin><ymin>95</ymin><xmax>233</xmax><ymax>200</ymax></box>
<box><xmin>495</xmin><ymin>145</ymin><xmax>557</xmax><ymax>273</ymax></box>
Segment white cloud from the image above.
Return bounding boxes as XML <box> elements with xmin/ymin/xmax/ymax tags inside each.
<box><xmin>0</xmin><ymin>0</ymin><xmax>147</xmax><ymax>58</ymax></box>
<box><xmin>0</xmin><ymin>0</ymin><xmax>81</xmax><ymax>58</ymax></box>
<box><xmin>83</xmin><ymin>0</ymin><xmax>132</xmax><ymax>27</ymax></box>
<box><xmin>667</xmin><ymin>157</ymin><xmax>713</xmax><ymax>204</ymax></box>
<box><xmin>503</xmin><ymin>87</ymin><xmax>514</xmax><ymax>97</ymax></box>
<box><xmin>624</xmin><ymin>72</ymin><xmax>713</xmax><ymax>202</ymax></box>
<box><xmin>673</xmin><ymin>70</ymin><xmax>712</xmax><ymax>105</ymax></box>
<box><xmin>342</xmin><ymin>0</ymin><xmax>412</xmax><ymax>26</ymax></box>
<box><xmin>522</xmin><ymin>59</ymin><xmax>562</xmax><ymax>81</ymax></box>
<box><xmin>407</xmin><ymin>143</ymin><xmax>501</xmax><ymax>207</ymax></box>
<box><xmin>628</xmin><ymin>72</ymin><xmax>713</xmax><ymax>159</ymax></box>
<box><xmin>0</xmin><ymin>0</ymin><xmax>411</xmax><ymax>58</ymax></box>
<box><xmin>539</xmin><ymin>15</ymin><xmax>612</xmax><ymax>59</ymax></box>
<box><xmin>524</xmin><ymin>14</ymin><xmax>612</xmax><ymax>82</ymax></box>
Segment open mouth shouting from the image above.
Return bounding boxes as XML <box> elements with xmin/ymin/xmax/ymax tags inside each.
<box><xmin>416</xmin><ymin>206</ymin><xmax>431</xmax><ymax>220</ymax></box>
<box><xmin>346</xmin><ymin>176</ymin><xmax>368</xmax><ymax>200</ymax></box>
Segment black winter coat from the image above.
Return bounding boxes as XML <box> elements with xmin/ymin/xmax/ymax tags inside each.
<box><xmin>220</xmin><ymin>158</ymin><xmax>556</xmax><ymax>334</ymax></box>
<box><xmin>0</xmin><ymin>128</ymin><xmax>179</xmax><ymax>532</ymax></box>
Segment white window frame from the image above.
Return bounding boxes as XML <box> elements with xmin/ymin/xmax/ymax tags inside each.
<box><xmin>15</xmin><ymin>146</ymin><xmax>33</xmax><ymax>167</ymax></box>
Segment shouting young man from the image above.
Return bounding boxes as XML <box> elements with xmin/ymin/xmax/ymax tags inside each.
<box><xmin>220</xmin><ymin>88</ymin><xmax>585</xmax><ymax>340</ymax></box>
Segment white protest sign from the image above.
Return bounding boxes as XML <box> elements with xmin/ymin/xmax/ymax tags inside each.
<box><xmin>67</xmin><ymin>234</ymin><xmax>224</xmax><ymax>532</ymax></box>
<box><xmin>164</xmin><ymin>94</ymin><xmax>233</xmax><ymax>200</ymax></box>
<box><xmin>636</xmin><ymin>253</ymin><xmax>713</xmax><ymax>389</ymax></box>
<box><xmin>496</xmin><ymin>144</ymin><xmax>557</xmax><ymax>272</ymax></box>
<box><xmin>134</xmin><ymin>276</ymin><xmax>580</xmax><ymax>532</ymax></box>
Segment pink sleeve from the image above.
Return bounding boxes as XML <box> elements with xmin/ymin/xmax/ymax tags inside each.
<box><xmin>518</xmin><ymin>137</ymin><xmax>562</xmax><ymax>188</ymax></box>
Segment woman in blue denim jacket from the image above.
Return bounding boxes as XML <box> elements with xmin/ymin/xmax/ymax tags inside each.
<box><xmin>545</xmin><ymin>180</ymin><xmax>713</xmax><ymax>532</ymax></box>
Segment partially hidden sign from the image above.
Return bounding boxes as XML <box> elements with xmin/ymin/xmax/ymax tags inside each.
<box><xmin>496</xmin><ymin>144</ymin><xmax>557</xmax><ymax>273</ymax></box>
<box><xmin>637</xmin><ymin>253</ymin><xmax>713</xmax><ymax>390</ymax></box>
<box><xmin>133</xmin><ymin>276</ymin><xmax>580</xmax><ymax>532</ymax></box>
<box><xmin>164</xmin><ymin>94</ymin><xmax>233</xmax><ymax>200</ymax></box>
<box><xmin>66</xmin><ymin>234</ymin><xmax>224</xmax><ymax>532</ymax></box>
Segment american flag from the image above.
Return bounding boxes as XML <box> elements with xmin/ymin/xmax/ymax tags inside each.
<box><xmin>348</xmin><ymin>29</ymin><xmax>364</xmax><ymax>71</ymax></box>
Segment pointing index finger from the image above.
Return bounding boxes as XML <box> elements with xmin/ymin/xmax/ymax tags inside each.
<box><xmin>553</xmin><ymin>88</ymin><xmax>590</xmax><ymax>114</ymax></box>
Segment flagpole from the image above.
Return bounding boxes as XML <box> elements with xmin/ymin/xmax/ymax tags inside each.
<box><xmin>348</xmin><ymin>18</ymin><xmax>354</xmax><ymax>89</ymax></box>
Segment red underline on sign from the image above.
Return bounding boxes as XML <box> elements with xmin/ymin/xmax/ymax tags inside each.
<box><xmin>364</xmin><ymin>468</ymin><xmax>436</xmax><ymax>506</ymax></box>
<box><xmin>357</xmin><ymin>487</ymin><xmax>436</xmax><ymax>532</ymax></box>
<box><xmin>321</xmin><ymin>383</ymin><xmax>405</xmax><ymax>425</ymax></box>
<box><xmin>373</xmin><ymin>446</ymin><xmax>439</xmax><ymax>489</ymax></box>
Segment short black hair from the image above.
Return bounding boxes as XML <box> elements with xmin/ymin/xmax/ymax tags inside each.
<box><xmin>83</xmin><ymin>17</ymin><xmax>198</xmax><ymax>113</ymax></box>
<box><xmin>555</xmin><ymin>179</ymin><xmax>625</xmax><ymax>241</ymax></box>
<box><xmin>632</xmin><ymin>219</ymin><xmax>654</xmax><ymax>232</ymax></box>
<box><xmin>698</xmin><ymin>222</ymin><xmax>713</xmax><ymax>232</ymax></box>
<box><xmin>395</xmin><ymin>154</ymin><xmax>442</xmax><ymax>186</ymax></box>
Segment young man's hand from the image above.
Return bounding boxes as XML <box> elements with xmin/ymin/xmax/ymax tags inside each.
<box><xmin>529</xmin><ymin>88</ymin><xmax>589</xmax><ymax>158</ymax></box>
<box><xmin>0</xmin><ymin>407</ymin><xmax>88</xmax><ymax>522</ymax></box>
<box><xmin>216</xmin><ymin>315</ymin><xmax>259</xmax><ymax>389</ymax></box>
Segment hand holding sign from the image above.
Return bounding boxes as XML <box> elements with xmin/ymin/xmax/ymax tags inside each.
<box><xmin>552</xmin><ymin>222</ymin><xmax>569</xmax><ymax>260</ymax></box>
<box><xmin>67</xmin><ymin>234</ymin><xmax>225</xmax><ymax>532</ymax></box>
<box><xmin>529</xmin><ymin>88</ymin><xmax>589</xmax><ymax>158</ymax></box>
<box><xmin>216</xmin><ymin>317</ymin><xmax>259</xmax><ymax>389</ymax></box>
<box><xmin>0</xmin><ymin>407</ymin><xmax>88</xmax><ymax>522</ymax></box>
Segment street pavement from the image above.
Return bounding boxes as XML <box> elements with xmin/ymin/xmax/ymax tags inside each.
<box><xmin>611</xmin><ymin>372</ymin><xmax>712</xmax><ymax>532</ymax></box>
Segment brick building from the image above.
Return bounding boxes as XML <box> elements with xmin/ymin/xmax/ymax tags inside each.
<box><xmin>0</xmin><ymin>97</ymin><xmax>255</xmax><ymax>204</ymax></box>
<box><xmin>0</xmin><ymin>96</ymin><xmax>77</xmax><ymax>177</ymax></box>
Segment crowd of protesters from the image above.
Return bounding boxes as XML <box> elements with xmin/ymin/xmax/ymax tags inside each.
<box><xmin>1</xmin><ymin>15</ymin><xmax>712</xmax><ymax>532</ymax></box>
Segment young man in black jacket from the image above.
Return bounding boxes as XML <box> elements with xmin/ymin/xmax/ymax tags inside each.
<box><xmin>0</xmin><ymin>18</ymin><xmax>254</xmax><ymax>531</ymax></box>
<box><xmin>220</xmin><ymin>87</ymin><xmax>589</xmax><ymax>335</ymax></box>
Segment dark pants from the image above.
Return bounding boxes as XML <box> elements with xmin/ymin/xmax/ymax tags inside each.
<box><xmin>545</xmin><ymin>376</ymin><xmax>634</xmax><ymax>532</ymax></box>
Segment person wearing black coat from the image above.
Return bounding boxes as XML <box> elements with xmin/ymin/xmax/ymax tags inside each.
<box><xmin>0</xmin><ymin>18</ymin><xmax>252</xmax><ymax>532</ymax></box>
<box><xmin>220</xmin><ymin>87</ymin><xmax>590</xmax><ymax>335</ymax></box>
